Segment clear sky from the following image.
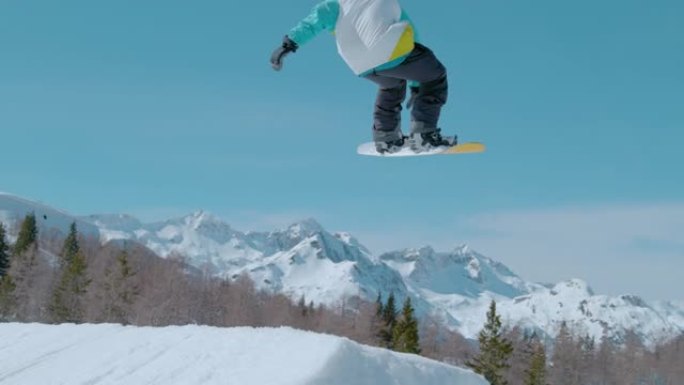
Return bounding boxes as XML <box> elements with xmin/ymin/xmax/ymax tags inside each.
<box><xmin>1</xmin><ymin>0</ymin><xmax>682</xmax><ymax>300</ymax></box>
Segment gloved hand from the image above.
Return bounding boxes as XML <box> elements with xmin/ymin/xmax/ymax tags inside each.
<box><xmin>270</xmin><ymin>35</ymin><xmax>298</xmax><ymax>71</ymax></box>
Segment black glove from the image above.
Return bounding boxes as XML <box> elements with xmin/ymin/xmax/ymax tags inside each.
<box><xmin>270</xmin><ymin>35</ymin><xmax>298</xmax><ymax>71</ymax></box>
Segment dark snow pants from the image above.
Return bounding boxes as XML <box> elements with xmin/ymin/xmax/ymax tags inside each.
<box><xmin>364</xmin><ymin>43</ymin><xmax>449</xmax><ymax>142</ymax></box>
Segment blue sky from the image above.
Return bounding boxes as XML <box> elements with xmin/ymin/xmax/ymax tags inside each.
<box><xmin>1</xmin><ymin>0</ymin><xmax>682</xmax><ymax>299</ymax></box>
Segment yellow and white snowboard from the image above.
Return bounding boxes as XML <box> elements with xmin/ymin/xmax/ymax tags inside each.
<box><xmin>357</xmin><ymin>141</ymin><xmax>486</xmax><ymax>157</ymax></box>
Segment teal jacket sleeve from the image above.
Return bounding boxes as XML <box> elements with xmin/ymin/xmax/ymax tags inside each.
<box><xmin>288</xmin><ymin>0</ymin><xmax>340</xmax><ymax>47</ymax></box>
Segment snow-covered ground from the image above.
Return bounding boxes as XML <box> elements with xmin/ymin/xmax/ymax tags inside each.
<box><xmin>0</xmin><ymin>323</ymin><xmax>488</xmax><ymax>385</ymax></box>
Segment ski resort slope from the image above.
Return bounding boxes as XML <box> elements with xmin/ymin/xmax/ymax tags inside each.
<box><xmin>0</xmin><ymin>323</ymin><xmax>488</xmax><ymax>385</ymax></box>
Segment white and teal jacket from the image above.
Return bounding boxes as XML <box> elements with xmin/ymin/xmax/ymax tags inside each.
<box><xmin>288</xmin><ymin>0</ymin><xmax>420</xmax><ymax>76</ymax></box>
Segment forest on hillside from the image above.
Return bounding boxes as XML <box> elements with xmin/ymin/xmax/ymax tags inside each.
<box><xmin>1</xmin><ymin>215</ymin><xmax>682</xmax><ymax>385</ymax></box>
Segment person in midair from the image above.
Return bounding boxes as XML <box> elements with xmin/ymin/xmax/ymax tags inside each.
<box><xmin>270</xmin><ymin>0</ymin><xmax>455</xmax><ymax>154</ymax></box>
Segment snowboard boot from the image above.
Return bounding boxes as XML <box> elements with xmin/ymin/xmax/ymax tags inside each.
<box><xmin>374</xmin><ymin>136</ymin><xmax>406</xmax><ymax>154</ymax></box>
<box><xmin>407</xmin><ymin>128</ymin><xmax>456</xmax><ymax>153</ymax></box>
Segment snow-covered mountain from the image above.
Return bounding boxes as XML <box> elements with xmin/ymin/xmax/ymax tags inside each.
<box><xmin>0</xmin><ymin>193</ymin><xmax>99</xmax><ymax>241</ymax></box>
<box><xmin>0</xmin><ymin>323</ymin><xmax>488</xmax><ymax>385</ymax></box>
<box><xmin>87</xmin><ymin>211</ymin><xmax>409</xmax><ymax>307</ymax></box>
<box><xmin>375</xmin><ymin>247</ymin><xmax>684</xmax><ymax>346</ymax></box>
<box><xmin>1</xmin><ymin>192</ymin><xmax>683</xmax><ymax>346</ymax></box>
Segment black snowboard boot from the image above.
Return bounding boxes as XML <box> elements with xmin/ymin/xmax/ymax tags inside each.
<box><xmin>407</xmin><ymin>129</ymin><xmax>456</xmax><ymax>152</ymax></box>
<box><xmin>375</xmin><ymin>137</ymin><xmax>406</xmax><ymax>154</ymax></box>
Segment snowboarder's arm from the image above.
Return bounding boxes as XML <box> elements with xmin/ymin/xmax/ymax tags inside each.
<box><xmin>287</xmin><ymin>0</ymin><xmax>340</xmax><ymax>47</ymax></box>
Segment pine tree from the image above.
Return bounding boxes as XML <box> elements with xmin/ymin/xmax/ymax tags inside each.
<box><xmin>11</xmin><ymin>214</ymin><xmax>40</xmax><ymax>282</ymax></box>
<box><xmin>378</xmin><ymin>292</ymin><xmax>398</xmax><ymax>349</ymax></box>
<box><xmin>0</xmin><ymin>223</ymin><xmax>10</xmax><ymax>277</ymax></box>
<box><xmin>13</xmin><ymin>213</ymin><xmax>37</xmax><ymax>256</ymax></box>
<box><xmin>375</xmin><ymin>292</ymin><xmax>384</xmax><ymax>317</ymax></box>
<box><xmin>10</xmin><ymin>214</ymin><xmax>43</xmax><ymax>321</ymax></box>
<box><xmin>61</xmin><ymin>222</ymin><xmax>80</xmax><ymax>267</ymax></box>
<box><xmin>524</xmin><ymin>339</ymin><xmax>548</xmax><ymax>385</ymax></box>
<box><xmin>467</xmin><ymin>300</ymin><xmax>514</xmax><ymax>385</ymax></box>
<box><xmin>392</xmin><ymin>297</ymin><xmax>421</xmax><ymax>354</ymax></box>
<box><xmin>371</xmin><ymin>292</ymin><xmax>385</xmax><ymax>346</ymax></box>
<box><xmin>383</xmin><ymin>292</ymin><xmax>397</xmax><ymax>324</ymax></box>
<box><xmin>50</xmin><ymin>250</ymin><xmax>91</xmax><ymax>323</ymax></box>
<box><xmin>101</xmin><ymin>250</ymin><xmax>139</xmax><ymax>324</ymax></box>
<box><xmin>50</xmin><ymin>226</ymin><xmax>90</xmax><ymax>323</ymax></box>
<box><xmin>0</xmin><ymin>223</ymin><xmax>15</xmax><ymax>320</ymax></box>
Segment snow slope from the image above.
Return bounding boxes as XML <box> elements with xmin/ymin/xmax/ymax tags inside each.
<box><xmin>0</xmin><ymin>323</ymin><xmax>488</xmax><ymax>385</ymax></box>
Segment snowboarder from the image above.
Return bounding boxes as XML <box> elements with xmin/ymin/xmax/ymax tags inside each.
<box><xmin>270</xmin><ymin>0</ymin><xmax>455</xmax><ymax>154</ymax></box>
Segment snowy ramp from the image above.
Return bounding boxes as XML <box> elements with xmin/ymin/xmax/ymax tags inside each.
<box><xmin>0</xmin><ymin>323</ymin><xmax>488</xmax><ymax>385</ymax></box>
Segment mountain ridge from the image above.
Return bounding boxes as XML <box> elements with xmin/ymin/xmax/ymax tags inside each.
<box><xmin>1</xmin><ymin>192</ymin><xmax>682</xmax><ymax>346</ymax></box>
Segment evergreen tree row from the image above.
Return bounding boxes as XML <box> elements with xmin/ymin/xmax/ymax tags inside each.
<box><xmin>0</xmin><ymin>214</ymin><xmax>133</xmax><ymax>324</ymax></box>
<box><xmin>375</xmin><ymin>292</ymin><xmax>421</xmax><ymax>354</ymax></box>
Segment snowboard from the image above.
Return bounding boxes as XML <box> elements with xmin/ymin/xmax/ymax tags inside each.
<box><xmin>357</xmin><ymin>141</ymin><xmax>486</xmax><ymax>157</ymax></box>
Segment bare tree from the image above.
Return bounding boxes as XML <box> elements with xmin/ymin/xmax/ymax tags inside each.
<box><xmin>99</xmin><ymin>250</ymin><xmax>140</xmax><ymax>324</ymax></box>
<box><xmin>11</xmin><ymin>246</ymin><xmax>54</xmax><ymax>322</ymax></box>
